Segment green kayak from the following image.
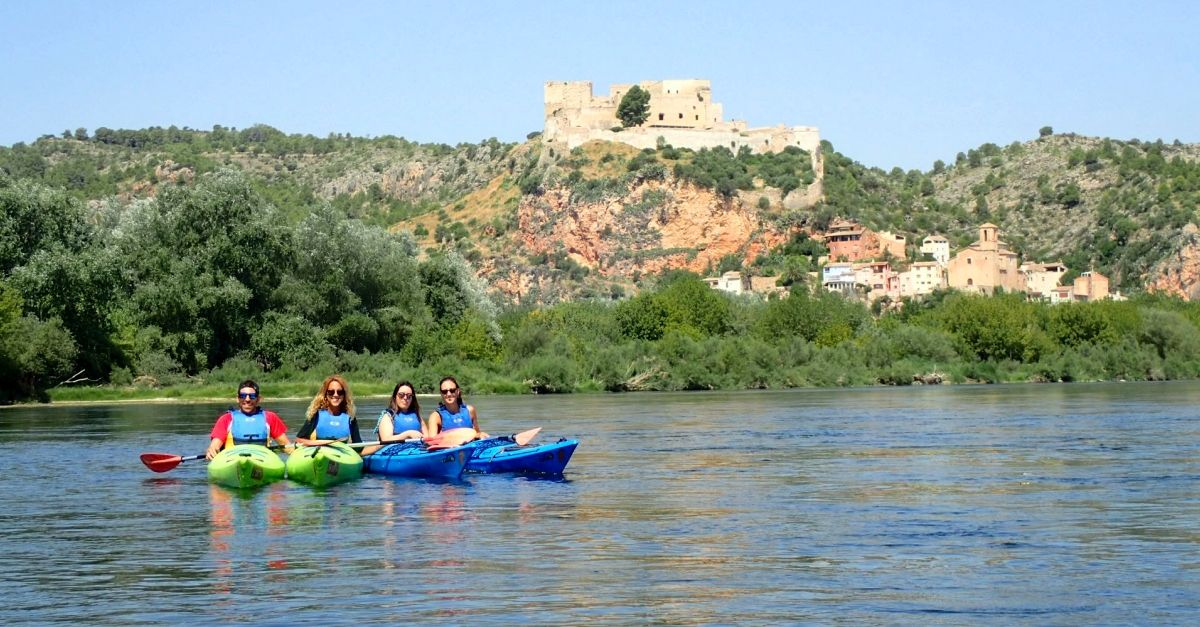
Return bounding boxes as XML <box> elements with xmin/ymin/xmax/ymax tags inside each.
<box><xmin>285</xmin><ymin>442</ymin><xmax>363</xmax><ymax>488</ymax></box>
<box><xmin>207</xmin><ymin>444</ymin><xmax>285</xmax><ymax>489</ymax></box>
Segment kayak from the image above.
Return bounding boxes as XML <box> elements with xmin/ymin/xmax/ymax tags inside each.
<box><xmin>285</xmin><ymin>442</ymin><xmax>363</xmax><ymax>488</ymax></box>
<box><xmin>465</xmin><ymin>437</ymin><xmax>579</xmax><ymax>475</ymax></box>
<box><xmin>207</xmin><ymin>444</ymin><xmax>285</xmax><ymax>489</ymax></box>
<box><xmin>363</xmin><ymin>441</ymin><xmax>471</xmax><ymax>479</ymax></box>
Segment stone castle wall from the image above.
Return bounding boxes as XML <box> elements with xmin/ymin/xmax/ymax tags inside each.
<box><xmin>544</xmin><ymin>80</ymin><xmax>821</xmax><ymax>157</ymax></box>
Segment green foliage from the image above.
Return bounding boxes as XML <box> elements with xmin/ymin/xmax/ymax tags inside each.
<box><xmin>755</xmin><ymin>290</ymin><xmax>869</xmax><ymax>343</ymax></box>
<box><xmin>928</xmin><ymin>293</ymin><xmax>1049</xmax><ymax>362</ymax></box>
<box><xmin>616</xmin><ymin>85</ymin><xmax>651</xmax><ymax>128</ymax></box>
<box><xmin>615</xmin><ymin>292</ymin><xmax>668</xmax><ymax>341</ymax></box>
<box><xmin>250</xmin><ymin>312</ymin><xmax>332</xmax><ymax>371</ymax></box>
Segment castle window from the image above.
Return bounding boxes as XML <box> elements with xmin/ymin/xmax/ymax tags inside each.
<box><xmin>659</xmin><ymin>113</ymin><xmax>664</xmax><ymax>121</ymax></box>
<box><xmin>678</xmin><ymin>113</ymin><xmax>683</xmax><ymax>119</ymax></box>
<box><xmin>696</xmin><ymin>115</ymin><xmax>699</xmax><ymax>121</ymax></box>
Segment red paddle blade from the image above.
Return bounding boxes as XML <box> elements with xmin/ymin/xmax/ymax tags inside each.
<box><xmin>513</xmin><ymin>427</ymin><xmax>541</xmax><ymax>446</ymax></box>
<box><xmin>140</xmin><ymin>453</ymin><xmax>183</xmax><ymax>473</ymax></box>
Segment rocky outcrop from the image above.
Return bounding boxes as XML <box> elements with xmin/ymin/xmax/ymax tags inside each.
<box><xmin>486</xmin><ymin>179</ymin><xmax>796</xmax><ymax>301</ymax></box>
<box><xmin>1147</xmin><ymin>223</ymin><xmax>1200</xmax><ymax>300</ymax></box>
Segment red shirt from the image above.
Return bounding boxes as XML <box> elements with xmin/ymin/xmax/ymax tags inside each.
<box><xmin>209</xmin><ymin>410</ymin><xmax>289</xmax><ymax>441</ymax></box>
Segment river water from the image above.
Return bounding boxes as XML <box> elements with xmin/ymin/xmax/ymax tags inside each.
<box><xmin>1</xmin><ymin>382</ymin><xmax>1197</xmax><ymax>624</ymax></box>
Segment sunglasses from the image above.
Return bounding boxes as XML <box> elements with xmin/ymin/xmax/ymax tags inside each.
<box><xmin>396</xmin><ymin>392</ymin><xmax>413</xmax><ymax>399</ymax></box>
<box><xmin>440</xmin><ymin>387</ymin><xmax>459</xmax><ymax>395</ymax></box>
<box><xmin>238</xmin><ymin>392</ymin><xmax>258</xmax><ymax>400</ymax></box>
<box><xmin>326</xmin><ymin>389</ymin><xmax>345</xmax><ymax>397</ymax></box>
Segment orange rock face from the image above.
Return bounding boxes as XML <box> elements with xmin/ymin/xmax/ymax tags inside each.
<box><xmin>1146</xmin><ymin>224</ymin><xmax>1200</xmax><ymax>300</ymax></box>
<box><xmin>488</xmin><ymin>179</ymin><xmax>795</xmax><ymax>301</ymax></box>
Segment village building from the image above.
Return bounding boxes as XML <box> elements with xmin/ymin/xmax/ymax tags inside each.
<box><xmin>1049</xmin><ymin>285</ymin><xmax>1073</xmax><ymax>304</ymax></box>
<box><xmin>1072</xmin><ymin>271</ymin><xmax>1110</xmax><ymax>301</ymax></box>
<box><xmin>704</xmin><ymin>271</ymin><xmax>746</xmax><ymax>295</ymax></box>
<box><xmin>749</xmin><ymin>275</ymin><xmax>786</xmax><ymax>297</ymax></box>
<box><xmin>704</xmin><ymin>271</ymin><xmax>789</xmax><ymax>298</ymax></box>
<box><xmin>822</xmin><ymin>263</ymin><xmax>858</xmax><ymax>295</ymax></box>
<box><xmin>898</xmin><ymin>261</ymin><xmax>946</xmax><ymax>297</ymax></box>
<box><xmin>920</xmin><ymin>235</ymin><xmax>950</xmax><ymax>265</ymax></box>
<box><xmin>856</xmin><ymin>261</ymin><xmax>900</xmax><ymax>303</ymax></box>
<box><xmin>945</xmin><ymin>223</ymin><xmax>1023</xmax><ymax>294</ymax></box>
<box><xmin>1022</xmin><ymin>262</ymin><xmax>1069</xmax><ymax>300</ymax></box>
<box><xmin>876</xmin><ymin>231</ymin><xmax>908</xmax><ymax>260</ymax></box>
<box><xmin>822</xmin><ymin>220</ymin><xmax>904</xmax><ymax>263</ymax></box>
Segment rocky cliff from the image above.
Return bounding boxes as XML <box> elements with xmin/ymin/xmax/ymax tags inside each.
<box><xmin>1146</xmin><ymin>223</ymin><xmax>1200</xmax><ymax>300</ymax></box>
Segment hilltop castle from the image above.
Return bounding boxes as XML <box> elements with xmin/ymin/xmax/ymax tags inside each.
<box><xmin>544</xmin><ymin>80</ymin><xmax>821</xmax><ymax>157</ymax></box>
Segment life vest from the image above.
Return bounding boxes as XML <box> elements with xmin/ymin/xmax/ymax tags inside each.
<box><xmin>377</xmin><ymin>408</ymin><xmax>422</xmax><ymax>434</ymax></box>
<box><xmin>228</xmin><ymin>409</ymin><xmax>269</xmax><ymax>445</ymax></box>
<box><xmin>436</xmin><ymin>403</ymin><xmax>473</xmax><ymax>431</ymax></box>
<box><xmin>314</xmin><ymin>408</ymin><xmax>351</xmax><ymax>440</ymax></box>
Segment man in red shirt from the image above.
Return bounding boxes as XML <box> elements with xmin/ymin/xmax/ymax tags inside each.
<box><xmin>205</xmin><ymin>379</ymin><xmax>293</xmax><ymax>459</ymax></box>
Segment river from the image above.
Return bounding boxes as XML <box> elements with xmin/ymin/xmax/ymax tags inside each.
<box><xmin>1</xmin><ymin>382</ymin><xmax>1197</xmax><ymax>624</ymax></box>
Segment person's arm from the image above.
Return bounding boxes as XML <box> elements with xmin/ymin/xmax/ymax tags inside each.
<box><xmin>377</xmin><ymin>411</ymin><xmax>395</xmax><ymax>441</ymax></box>
<box><xmin>266</xmin><ymin>412</ymin><xmax>294</xmax><ymax>452</ymax></box>
<box><xmin>295</xmin><ymin>416</ymin><xmax>316</xmax><ymax>444</ymax></box>
<box><xmin>468</xmin><ymin>405</ymin><xmax>488</xmax><ymax>439</ymax></box>
<box><xmin>426</xmin><ymin>411</ymin><xmax>441</xmax><ymax>436</ymax></box>
<box><xmin>205</xmin><ymin>437</ymin><xmax>223</xmax><ymax>460</ymax></box>
<box><xmin>206</xmin><ymin>413</ymin><xmax>231</xmax><ymax>459</ymax></box>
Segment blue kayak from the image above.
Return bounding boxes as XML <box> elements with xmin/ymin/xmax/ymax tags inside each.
<box><xmin>465</xmin><ymin>437</ymin><xmax>579</xmax><ymax>475</ymax></box>
<box><xmin>363</xmin><ymin>442</ymin><xmax>471</xmax><ymax>479</ymax></box>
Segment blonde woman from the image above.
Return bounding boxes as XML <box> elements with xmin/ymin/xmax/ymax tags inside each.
<box><xmin>295</xmin><ymin>375</ymin><xmax>362</xmax><ymax>445</ymax></box>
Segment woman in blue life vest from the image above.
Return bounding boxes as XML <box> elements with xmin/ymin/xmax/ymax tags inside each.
<box><xmin>295</xmin><ymin>374</ymin><xmax>363</xmax><ymax>446</ymax></box>
<box><xmin>427</xmin><ymin>376</ymin><xmax>488</xmax><ymax>439</ymax></box>
<box><xmin>360</xmin><ymin>380</ymin><xmax>424</xmax><ymax>456</ymax></box>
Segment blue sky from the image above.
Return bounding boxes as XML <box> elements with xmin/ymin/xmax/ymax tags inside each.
<box><xmin>2</xmin><ymin>1</ymin><xmax>1197</xmax><ymax>170</ymax></box>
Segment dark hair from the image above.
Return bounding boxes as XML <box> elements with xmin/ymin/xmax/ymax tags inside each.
<box><xmin>238</xmin><ymin>379</ymin><xmax>259</xmax><ymax>394</ymax></box>
<box><xmin>439</xmin><ymin>376</ymin><xmax>465</xmax><ymax>405</ymax></box>
<box><xmin>387</xmin><ymin>380</ymin><xmax>421</xmax><ymax>416</ymax></box>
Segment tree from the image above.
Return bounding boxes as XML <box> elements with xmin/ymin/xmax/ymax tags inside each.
<box><xmin>1039</xmin><ymin>126</ymin><xmax>1054</xmax><ymax>137</ymax></box>
<box><xmin>617</xmin><ymin>85</ymin><xmax>651</xmax><ymax>128</ymax></box>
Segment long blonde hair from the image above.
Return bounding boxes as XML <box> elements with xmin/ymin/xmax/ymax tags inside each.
<box><xmin>305</xmin><ymin>374</ymin><xmax>356</xmax><ymax>420</ymax></box>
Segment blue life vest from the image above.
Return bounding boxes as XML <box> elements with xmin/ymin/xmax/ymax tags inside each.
<box><xmin>378</xmin><ymin>409</ymin><xmax>422</xmax><ymax>434</ymax></box>
<box><xmin>229</xmin><ymin>409</ymin><xmax>269</xmax><ymax>444</ymax></box>
<box><xmin>436</xmin><ymin>403</ymin><xmax>473</xmax><ymax>430</ymax></box>
<box><xmin>315</xmin><ymin>408</ymin><xmax>351</xmax><ymax>440</ymax></box>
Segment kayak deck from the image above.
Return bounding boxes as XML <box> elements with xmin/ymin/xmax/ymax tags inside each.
<box><xmin>285</xmin><ymin>442</ymin><xmax>363</xmax><ymax>487</ymax></box>
<box><xmin>363</xmin><ymin>441</ymin><xmax>471</xmax><ymax>479</ymax></box>
<box><xmin>207</xmin><ymin>444</ymin><xmax>285</xmax><ymax>489</ymax></box>
<box><xmin>465</xmin><ymin>437</ymin><xmax>578</xmax><ymax>475</ymax></box>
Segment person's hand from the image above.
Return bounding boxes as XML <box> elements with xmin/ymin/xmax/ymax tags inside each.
<box><xmin>205</xmin><ymin>447</ymin><xmax>219</xmax><ymax>460</ymax></box>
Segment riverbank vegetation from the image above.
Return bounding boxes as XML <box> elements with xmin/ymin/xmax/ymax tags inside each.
<box><xmin>5</xmin><ymin>169</ymin><xmax>1200</xmax><ymax>403</ymax></box>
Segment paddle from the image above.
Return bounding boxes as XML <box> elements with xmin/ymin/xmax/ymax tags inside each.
<box><xmin>140</xmin><ymin>441</ymin><xmax>291</xmax><ymax>472</ymax></box>
<box><xmin>511</xmin><ymin>427</ymin><xmax>541</xmax><ymax>446</ymax></box>
<box><xmin>140</xmin><ymin>452</ymin><xmax>205</xmax><ymax>473</ymax></box>
<box><xmin>425</xmin><ymin>427</ymin><xmax>541</xmax><ymax>450</ymax></box>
